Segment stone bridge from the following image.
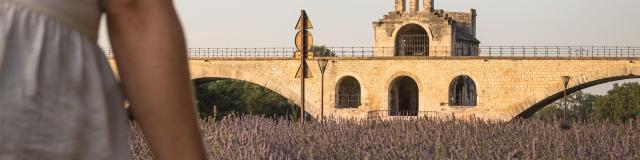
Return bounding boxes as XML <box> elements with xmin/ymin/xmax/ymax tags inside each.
<box><xmin>108</xmin><ymin>56</ymin><xmax>640</xmax><ymax>121</ymax></box>
<box><xmin>104</xmin><ymin>0</ymin><xmax>640</xmax><ymax>121</ymax></box>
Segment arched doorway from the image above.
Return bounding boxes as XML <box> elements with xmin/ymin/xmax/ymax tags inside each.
<box><xmin>389</xmin><ymin>76</ymin><xmax>419</xmax><ymax>116</ymax></box>
<box><xmin>395</xmin><ymin>24</ymin><xmax>429</xmax><ymax>56</ymax></box>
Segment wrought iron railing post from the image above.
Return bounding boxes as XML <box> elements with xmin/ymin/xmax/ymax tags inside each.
<box><xmin>351</xmin><ymin>47</ymin><xmax>354</xmax><ymax>57</ymax></box>
<box><xmin>579</xmin><ymin>46</ymin><xmax>583</xmax><ymax>58</ymax></box>
<box><xmin>510</xmin><ymin>46</ymin><xmax>514</xmax><ymax>57</ymax></box>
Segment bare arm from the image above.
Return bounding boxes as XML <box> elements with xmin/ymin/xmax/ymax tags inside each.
<box><xmin>105</xmin><ymin>0</ymin><xmax>206</xmax><ymax>159</ymax></box>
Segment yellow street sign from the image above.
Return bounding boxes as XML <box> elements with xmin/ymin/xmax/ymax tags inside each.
<box><xmin>295</xmin><ymin>11</ymin><xmax>313</xmax><ymax>30</ymax></box>
<box><xmin>295</xmin><ymin>31</ymin><xmax>313</xmax><ymax>51</ymax></box>
<box><xmin>295</xmin><ymin>61</ymin><xmax>313</xmax><ymax>78</ymax></box>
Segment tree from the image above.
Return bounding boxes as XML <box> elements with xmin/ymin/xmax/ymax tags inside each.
<box><xmin>195</xmin><ymin>79</ymin><xmax>300</xmax><ymax>120</ymax></box>
<box><xmin>534</xmin><ymin>104</ymin><xmax>562</xmax><ymax>121</ymax></box>
<box><xmin>534</xmin><ymin>91</ymin><xmax>598</xmax><ymax>121</ymax></box>
<box><xmin>592</xmin><ymin>82</ymin><xmax>640</xmax><ymax>121</ymax></box>
<box><xmin>312</xmin><ymin>45</ymin><xmax>336</xmax><ymax>57</ymax></box>
<box><xmin>534</xmin><ymin>82</ymin><xmax>640</xmax><ymax>122</ymax></box>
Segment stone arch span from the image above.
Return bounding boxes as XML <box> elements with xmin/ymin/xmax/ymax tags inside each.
<box><xmin>193</xmin><ymin>77</ymin><xmax>312</xmax><ymax>116</ymax></box>
<box><xmin>514</xmin><ymin>67</ymin><xmax>640</xmax><ymax>119</ymax></box>
<box><xmin>189</xmin><ymin>61</ymin><xmax>321</xmax><ymax>118</ymax></box>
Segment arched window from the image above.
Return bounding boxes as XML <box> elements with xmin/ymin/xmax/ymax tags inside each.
<box><xmin>395</xmin><ymin>24</ymin><xmax>429</xmax><ymax>56</ymax></box>
<box><xmin>336</xmin><ymin>76</ymin><xmax>361</xmax><ymax>108</ymax></box>
<box><xmin>449</xmin><ymin>75</ymin><xmax>477</xmax><ymax>106</ymax></box>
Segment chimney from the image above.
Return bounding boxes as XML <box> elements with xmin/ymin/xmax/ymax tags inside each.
<box><xmin>471</xmin><ymin>9</ymin><xmax>477</xmax><ymax>36</ymax></box>
<box><xmin>395</xmin><ymin>0</ymin><xmax>406</xmax><ymax>12</ymax></box>
<box><xmin>424</xmin><ymin>0</ymin><xmax>434</xmax><ymax>12</ymax></box>
<box><xmin>409</xmin><ymin>0</ymin><xmax>419</xmax><ymax>13</ymax></box>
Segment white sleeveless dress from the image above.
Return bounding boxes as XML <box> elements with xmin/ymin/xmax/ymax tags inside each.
<box><xmin>0</xmin><ymin>0</ymin><xmax>129</xmax><ymax>159</ymax></box>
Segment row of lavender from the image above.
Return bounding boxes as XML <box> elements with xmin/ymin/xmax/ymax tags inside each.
<box><xmin>104</xmin><ymin>46</ymin><xmax>640</xmax><ymax>58</ymax></box>
<box><xmin>129</xmin><ymin>116</ymin><xmax>640</xmax><ymax>159</ymax></box>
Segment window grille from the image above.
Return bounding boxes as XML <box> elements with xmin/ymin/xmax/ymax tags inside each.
<box><xmin>449</xmin><ymin>75</ymin><xmax>477</xmax><ymax>106</ymax></box>
<box><xmin>397</xmin><ymin>35</ymin><xmax>429</xmax><ymax>56</ymax></box>
<box><xmin>336</xmin><ymin>76</ymin><xmax>361</xmax><ymax>108</ymax></box>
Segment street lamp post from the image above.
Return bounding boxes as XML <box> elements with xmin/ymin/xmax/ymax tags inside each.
<box><xmin>561</xmin><ymin>76</ymin><xmax>572</xmax><ymax>128</ymax></box>
<box><xmin>317</xmin><ymin>59</ymin><xmax>329</xmax><ymax>121</ymax></box>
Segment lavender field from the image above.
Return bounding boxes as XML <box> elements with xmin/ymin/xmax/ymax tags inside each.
<box><xmin>129</xmin><ymin>116</ymin><xmax>640</xmax><ymax>159</ymax></box>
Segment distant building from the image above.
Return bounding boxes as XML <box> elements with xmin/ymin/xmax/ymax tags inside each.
<box><xmin>373</xmin><ymin>0</ymin><xmax>479</xmax><ymax>57</ymax></box>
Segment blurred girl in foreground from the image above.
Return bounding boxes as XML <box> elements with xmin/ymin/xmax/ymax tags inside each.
<box><xmin>0</xmin><ymin>0</ymin><xmax>206</xmax><ymax>159</ymax></box>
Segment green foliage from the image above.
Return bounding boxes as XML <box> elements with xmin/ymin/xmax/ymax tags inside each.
<box><xmin>195</xmin><ymin>79</ymin><xmax>299</xmax><ymax>120</ymax></box>
<box><xmin>592</xmin><ymin>83</ymin><xmax>640</xmax><ymax>121</ymax></box>
<box><xmin>312</xmin><ymin>45</ymin><xmax>336</xmax><ymax>57</ymax></box>
<box><xmin>534</xmin><ymin>104</ymin><xmax>562</xmax><ymax>120</ymax></box>
<box><xmin>536</xmin><ymin>82</ymin><xmax>640</xmax><ymax>122</ymax></box>
<box><xmin>534</xmin><ymin>91</ymin><xmax>598</xmax><ymax>121</ymax></box>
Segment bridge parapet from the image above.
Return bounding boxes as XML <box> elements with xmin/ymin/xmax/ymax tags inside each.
<box><xmin>104</xmin><ymin>46</ymin><xmax>640</xmax><ymax>59</ymax></box>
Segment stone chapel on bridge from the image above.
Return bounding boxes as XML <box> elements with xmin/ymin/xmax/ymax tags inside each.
<box><xmin>373</xmin><ymin>0</ymin><xmax>480</xmax><ymax>57</ymax></box>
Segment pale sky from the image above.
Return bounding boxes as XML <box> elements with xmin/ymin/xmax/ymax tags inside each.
<box><xmin>98</xmin><ymin>0</ymin><xmax>640</xmax><ymax>94</ymax></box>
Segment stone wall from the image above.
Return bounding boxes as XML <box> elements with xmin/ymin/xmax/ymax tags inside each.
<box><xmin>447</xmin><ymin>11</ymin><xmax>474</xmax><ymax>34</ymax></box>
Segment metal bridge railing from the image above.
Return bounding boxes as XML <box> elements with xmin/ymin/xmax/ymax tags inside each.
<box><xmin>314</xmin><ymin>47</ymin><xmax>393</xmax><ymax>57</ymax></box>
<box><xmin>367</xmin><ymin>110</ymin><xmax>442</xmax><ymax>119</ymax></box>
<box><xmin>479</xmin><ymin>46</ymin><xmax>640</xmax><ymax>58</ymax></box>
<box><xmin>103</xmin><ymin>46</ymin><xmax>640</xmax><ymax>59</ymax></box>
<box><xmin>188</xmin><ymin>48</ymin><xmax>296</xmax><ymax>58</ymax></box>
<box><xmin>366</xmin><ymin>110</ymin><xmax>480</xmax><ymax>120</ymax></box>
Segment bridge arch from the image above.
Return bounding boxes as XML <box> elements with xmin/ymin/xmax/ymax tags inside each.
<box><xmin>190</xmin><ymin>66</ymin><xmax>320</xmax><ymax>118</ymax></box>
<box><xmin>193</xmin><ymin>77</ymin><xmax>310</xmax><ymax>118</ymax></box>
<box><xmin>193</xmin><ymin>76</ymin><xmax>299</xmax><ymax>105</ymax></box>
<box><xmin>514</xmin><ymin>67</ymin><xmax>640</xmax><ymax>119</ymax></box>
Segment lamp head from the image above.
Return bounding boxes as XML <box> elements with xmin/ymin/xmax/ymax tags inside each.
<box><xmin>317</xmin><ymin>59</ymin><xmax>329</xmax><ymax>74</ymax></box>
<box><xmin>561</xmin><ymin>76</ymin><xmax>571</xmax><ymax>87</ymax></box>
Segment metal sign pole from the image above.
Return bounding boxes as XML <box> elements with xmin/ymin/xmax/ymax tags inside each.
<box><xmin>300</xmin><ymin>10</ymin><xmax>308</xmax><ymax>124</ymax></box>
<box><xmin>294</xmin><ymin>10</ymin><xmax>313</xmax><ymax>124</ymax></box>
